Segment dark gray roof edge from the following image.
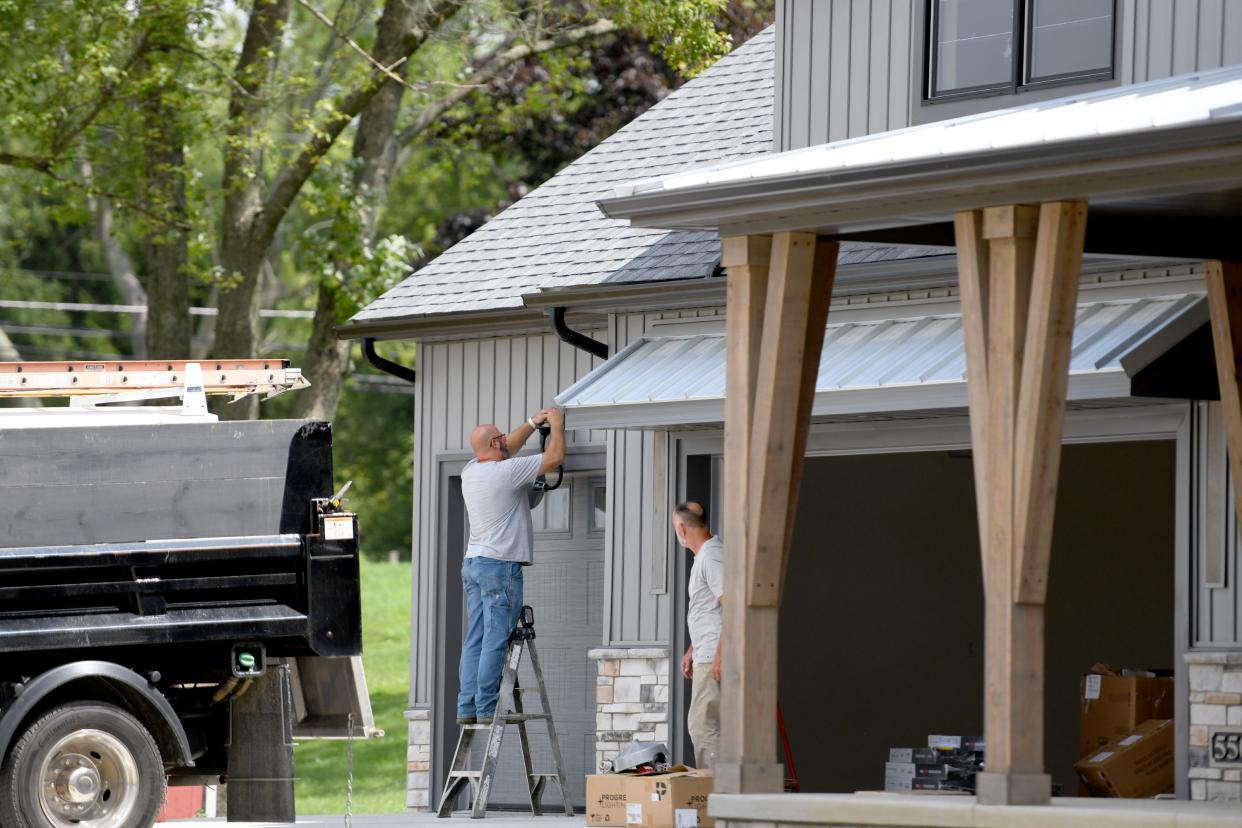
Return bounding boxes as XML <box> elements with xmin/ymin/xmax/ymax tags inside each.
<box><xmin>337</xmin><ymin>251</ymin><xmax>1190</xmax><ymax>342</ymax></box>
<box><xmin>336</xmin><ymin>307</ymin><xmax>610</xmax><ymax>343</ymax></box>
<box><xmin>596</xmin><ymin>118</ymin><xmax>1242</xmax><ymax>235</ymax></box>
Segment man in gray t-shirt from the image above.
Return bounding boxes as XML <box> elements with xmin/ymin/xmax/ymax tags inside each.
<box><xmin>456</xmin><ymin>407</ymin><xmax>565</xmax><ymax>725</ymax></box>
<box><xmin>674</xmin><ymin>501</ymin><xmax>723</xmax><ymax>769</ymax></box>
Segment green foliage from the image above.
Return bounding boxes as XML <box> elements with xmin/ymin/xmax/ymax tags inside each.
<box><xmin>332</xmin><ymin>383</ymin><xmax>415</xmax><ymax>561</ymax></box>
<box><xmin>605</xmin><ymin>0</ymin><xmax>732</xmax><ymax>76</ymax></box>
<box><xmin>295</xmin><ymin>558</ymin><xmax>412</xmax><ymax>814</ymax></box>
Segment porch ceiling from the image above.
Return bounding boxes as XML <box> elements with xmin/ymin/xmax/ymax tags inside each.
<box><xmin>555</xmin><ymin>293</ymin><xmax>1206</xmax><ymax>430</ymax></box>
<box><xmin>597</xmin><ymin>66</ymin><xmax>1242</xmax><ymax>260</ymax></box>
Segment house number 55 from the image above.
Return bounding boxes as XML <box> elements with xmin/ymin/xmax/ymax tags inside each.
<box><xmin>1211</xmin><ymin>730</ymin><xmax>1242</xmax><ymax>764</ymax></box>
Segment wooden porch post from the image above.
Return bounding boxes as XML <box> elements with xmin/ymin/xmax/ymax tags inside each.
<box><xmin>954</xmin><ymin>202</ymin><xmax>1087</xmax><ymax>805</ymax></box>
<box><xmin>1205</xmin><ymin>262</ymin><xmax>1242</xmax><ymax>535</ymax></box>
<box><xmin>717</xmin><ymin>233</ymin><xmax>837</xmax><ymax>793</ymax></box>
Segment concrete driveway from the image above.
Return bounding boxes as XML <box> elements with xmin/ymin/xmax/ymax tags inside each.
<box><xmin>164</xmin><ymin>812</ymin><xmax>586</xmax><ymax>827</ymax></box>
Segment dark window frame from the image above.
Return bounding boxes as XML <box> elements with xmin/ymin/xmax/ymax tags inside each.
<box><xmin>925</xmin><ymin>0</ymin><xmax>1116</xmax><ymax>103</ymax></box>
<box><xmin>1021</xmin><ymin>0</ymin><xmax>1117</xmax><ymax>89</ymax></box>
<box><xmin>926</xmin><ymin>0</ymin><xmax>1021</xmax><ymax>101</ymax></box>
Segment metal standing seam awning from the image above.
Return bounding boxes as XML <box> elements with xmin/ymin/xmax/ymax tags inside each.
<box><xmin>555</xmin><ymin>292</ymin><xmax>1207</xmax><ymax>430</ymax></box>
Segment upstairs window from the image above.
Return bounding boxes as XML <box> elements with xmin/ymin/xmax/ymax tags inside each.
<box><xmin>928</xmin><ymin>0</ymin><xmax>1114</xmax><ymax>101</ymax></box>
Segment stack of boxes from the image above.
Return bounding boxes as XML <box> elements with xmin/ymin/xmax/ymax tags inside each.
<box><xmin>883</xmin><ymin>736</ymin><xmax>984</xmax><ymax>793</ymax></box>
<box><xmin>1073</xmin><ymin>668</ymin><xmax>1175</xmax><ymax>797</ymax></box>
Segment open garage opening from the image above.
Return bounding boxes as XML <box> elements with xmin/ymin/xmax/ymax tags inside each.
<box><xmin>775</xmin><ymin>440</ymin><xmax>1175</xmax><ymax>795</ymax></box>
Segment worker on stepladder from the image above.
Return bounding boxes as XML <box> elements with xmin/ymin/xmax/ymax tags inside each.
<box><xmin>674</xmin><ymin>501</ymin><xmax>723</xmax><ymax>769</ymax></box>
<box><xmin>457</xmin><ymin>406</ymin><xmax>566</xmax><ymax>726</ymax></box>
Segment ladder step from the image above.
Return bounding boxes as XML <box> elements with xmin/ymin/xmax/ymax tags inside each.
<box><xmin>462</xmin><ymin>714</ymin><xmax>549</xmax><ymax>729</ymax></box>
<box><xmin>528</xmin><ymin>772</ymin><xmax>561</xmax><ymax>778</ymax></box>
<box><xmin>447</xmin><ymin>771</ymin><xmax>483</xmax><ymax>778</ymax></box>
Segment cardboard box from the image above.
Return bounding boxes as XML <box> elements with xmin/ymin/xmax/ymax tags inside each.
<box><xmin>587</xmin><ymin>774</ymin><xmax>631</xmax><ymax>826</ymax></box>
<box><xmin>889</xmin><ymin>747</ymin><xmax>940</xmax><ymax>763</ymax></box>
<box><xmin>624</xmin><ymin>768</ymin><xmax>713</xmax><ymax>828</ymax></box>
<box><xmin>1078</xmin><ymin>674</ymin><xmax>1173</xmax><ymax>760</ymax></box>
<box><xmin>1074</xmin><ymin>719</ymin><xmax>1174</xmax><ymax>798</ymax></box>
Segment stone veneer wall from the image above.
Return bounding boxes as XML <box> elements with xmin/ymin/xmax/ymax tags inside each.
<box><xmin>1187</xmin><ymin>651</ymin><xmax>1242</xmax><ymax>802</ymax></box>
<box><xmin>589</xmin><ymin>647</ymin><xmax>671</xmax><ymax>773</ymax></box>
<box><xmin>406</xmin><ymin>708</ymin><xmax>432</xmax><ymax>810</ymax></box>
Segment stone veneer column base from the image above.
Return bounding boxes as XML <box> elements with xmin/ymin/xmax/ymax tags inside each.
<box><xmin>589</xmin><ymin>647</ymin><xmax>671</xmax><ymax>773</ymax></box>
<box><xmin>405</xmin><ymin>708</ymin><xmax>432</xmax><ymax>810</ymax></box>
<box><xmin>1186</xmin><ymin>650</ymin><xmax>1242</xmax><ymax>802</ymax></box>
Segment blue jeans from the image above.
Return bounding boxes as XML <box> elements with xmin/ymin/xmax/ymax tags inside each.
<box><xmin>457</xmin><ymin>557</ymin><xmax>523</xmax><ymax>718</ymax></box>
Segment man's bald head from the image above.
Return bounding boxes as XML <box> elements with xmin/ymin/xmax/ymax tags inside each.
<box><xmin>672</xmin><ymin>501</ymin><xmax>712</xmax><ymax>552</ymax></box>
<box><xmin>471</xmin><ymin>424</ymin><xmax>506</xmax><ymax>460</ymax></box>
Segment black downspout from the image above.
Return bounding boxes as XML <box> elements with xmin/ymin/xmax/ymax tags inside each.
<box><xmin>552</xmin><ymin>307</ymin><xmax>608</xmax><ymax>360</ymax></box>
<box><xmin>362</xmin><ymin>338</ymin><xmax>417</xmax><ymax>384</ymax></box>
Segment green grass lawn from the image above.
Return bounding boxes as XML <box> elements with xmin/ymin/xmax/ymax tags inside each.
<box><xmin>295</xmin><ymin>558</ymin><xmax>412</xmax><ymax>815</ymax></box>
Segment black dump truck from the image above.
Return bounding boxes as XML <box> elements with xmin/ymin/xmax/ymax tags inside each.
<box><xmin>0</xmin><ymin>359</ymin><xmax>371</xmax><ymax>827</ymax></box>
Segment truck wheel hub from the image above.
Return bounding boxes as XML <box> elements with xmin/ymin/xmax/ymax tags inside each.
<box><xmin>38</xmin><ymin>729</ymin><xmax>139</xmax><ymax>827</ymax></box>
<box><xmin>52</xmin><ymin>755</ymin><xmax>100</xmax><ymax>803</ymax></box>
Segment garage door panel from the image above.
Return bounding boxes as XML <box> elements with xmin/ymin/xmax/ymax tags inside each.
<box><xmin>475</xmin><ymin>472</ymin><xmax>603</xmax><ymax>810</ymax></box>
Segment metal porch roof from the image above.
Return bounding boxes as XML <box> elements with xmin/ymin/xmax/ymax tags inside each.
<box><xmin>555</xmin><ymin>293</ymin><xmax>1205</xmax><ymax>430</ymax></box>
<box><xmin>597</xmin><ymin>66</ymin><xmax>1242</xmax><ymax>260</ymax></box>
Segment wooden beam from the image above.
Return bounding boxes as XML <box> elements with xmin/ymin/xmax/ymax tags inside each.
<box><xmin>953</xmin><ymin>210</ymin><xmax>992</xmax><ymax>582</ymax></box>
<box><xmin>747</xmin><ymin>233</ymin><xmax>836</xmax><ymax>607</ymax></box>
<box><xmin>1013</xmin><ymin>202</ymin><xmax>1087</xmax><ymax>604</ymax></box>
<box><xmin>1205</xmin><ymin>260</ymin><xmax>1242</xmax><ymax>557</ymax></box>
<box><xmin>778</xmin><ymin>240</ymin><xmax>839</xmax><ymax>596</ymax></box>
<box><xmin>959</xmin><ymin>202</ymin><xmax>1086</xmax><ymax>805</ymax></box>
<box><xmin>717</xmin><ymin>235</ymin><xmax>783</xmax><ymax>794</ymax></box>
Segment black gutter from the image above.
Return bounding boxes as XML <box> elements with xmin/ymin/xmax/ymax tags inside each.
<box><xmin>362</xmin><ymin>338</ymin><xmax>417</xmax><ymax>384</ymax></box>
<box><xmin>552</xmin><ymin>307</ymin><xmax>608</xmax><ymax>360</ymax></box>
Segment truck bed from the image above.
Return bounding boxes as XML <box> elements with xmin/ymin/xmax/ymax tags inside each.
<box><xmin>0</xmin><ymin>419</ymin><xmax>357</xmax><ymax>659</ymax></box>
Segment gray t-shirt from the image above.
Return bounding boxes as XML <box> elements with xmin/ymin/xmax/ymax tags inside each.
<box><xmin>687</xmin><ymin>536</ymin><xmax>724</xmax><ymax>664</ymax></box>
<box><xmin>462</xmin><ymin>454</ymin><xmax>544</xmax><ymax>564</ymax></box>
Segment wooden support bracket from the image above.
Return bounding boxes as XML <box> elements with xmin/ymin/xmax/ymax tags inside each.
<box><xmin>1205</xmin><ymin>260</ymin><xmax>1242</xmax><ymax>552</ymax></box>
<box><xmin>746</xmin><ymin>233</ymin><xmax>837</xmax><ymax>607</ymax></box>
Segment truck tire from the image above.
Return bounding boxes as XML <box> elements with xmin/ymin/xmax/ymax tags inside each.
<box><xmin>0</xmin><ymin>702</ymin><xmax>165</xmax><ymax>828</ymax></box>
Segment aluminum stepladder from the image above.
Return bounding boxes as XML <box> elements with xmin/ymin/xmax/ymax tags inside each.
<box><xmin>437</xmin><ymin>605</ymin><xmax>574</xmax><ymax>819</ymax></box>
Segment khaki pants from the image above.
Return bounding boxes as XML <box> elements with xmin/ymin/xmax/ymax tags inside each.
<box><xmin>687</xmin><ymin>668</ymin><xmax>720</xmax><ymax>769</ymax></box>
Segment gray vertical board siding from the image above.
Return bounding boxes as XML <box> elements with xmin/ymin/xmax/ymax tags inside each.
<box><xmin>868</xmin><ymin>0</ymin><xmax>892</xmax><ymax>134</ymax></box>
<box><xmin>1147</xmin><ymin>0</ymin><xmax>1175</xmax><ymax>79</ymax></box>
<box><xmin>1226</xmin><ymin>0</ymin><xmax>1242</xmax><ymax>64</ymax></box>
<box><xmin>775</xmin><ymin>0</ymin><xmax>789</xmax><ymax>149</ymax></box>
<box><xmin>1192</xmin><ymin>401</ymin><xmax>1242</xmax><ymax>647</ymax></box>
<box><xmin>405</xmin><ymin>330</ymin><xmax>607</xmax><ymax>708</ymax></box>
<box><xmin>828</xmin><ymin>0</ymin><xmax>851</xmax><ymax>142</ymax></box>
<box><xmin>776</xmin><ymin>0</ymin><xmax>1242</xmax><ymax>153</ymax></box>
<box><xmin>1198</xmin><ymin>0</ymin><xmax>1224</xmax><ymax>69</ymax></box>
<box><xmin>888</xmin><ymin>0</ymin><xmax>912</xmax><ymax>130</ymax></box>
<box><xmin>777</xmin><ymin>0</ymin><xmax>914</xmax><ymax>151</ymax></box>
<box><xmin>604</xmin><ymin>311</ymin><xmax>675</xmax><ymax>646</ymax></box>
<box><xmin>794</xmin><ymin>0</ymin><xmax>818</xmax><ymax>148</ymax></box>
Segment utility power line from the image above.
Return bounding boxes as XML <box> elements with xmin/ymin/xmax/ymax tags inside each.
<box><xmin>0</xmin><ymin>299</ymin><xmax>314</xmax><ymax>319</ymax></box>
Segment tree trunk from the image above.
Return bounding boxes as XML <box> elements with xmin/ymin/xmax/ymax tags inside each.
<box><xmin>213</xmin><ymin>0</ymin><xmax>461</xmax><ymax>420</ymax></box>
<box><xmin>78</xmin><ymin>156</ymin><xmax>148</xmax><ymax>357</ymax></box>
<box><xmin>295</xmin><ymin>0</ymin><xmax>420</xmax><ymax>421</ymax></box>
<box><xmin>291</xmin><ymin>284</ymin><xmax>351</xmax><ymax>420</ymax></box>
<box><xmin>139</xmin><ymin>84</ymin><xmax>191</xmax><ymax>360</ymax></box>
<box><xmin>211</xmin><ymin>0</ymin><xmax>294</xmax><ymax>421</ymax></box>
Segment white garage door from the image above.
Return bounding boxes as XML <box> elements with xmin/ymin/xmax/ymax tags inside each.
<box><xmin>474</xmin><ymin>473</ymin><xmax>605</xmax><ymax>810</ymax></box>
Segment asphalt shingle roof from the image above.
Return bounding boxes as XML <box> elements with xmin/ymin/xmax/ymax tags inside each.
<box><xmin>349</xmin><ymin>27</ymin><xmax>777</xmax><ymax>326</ymax></box>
